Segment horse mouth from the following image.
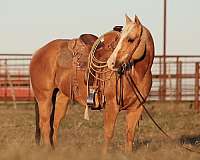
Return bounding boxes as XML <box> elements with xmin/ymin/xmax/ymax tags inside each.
<box><xmin>107</xmin><ymin>60</ymin><xmax>117</xmax><ymax>71</ymax></box>
<box><xmin>107</xmin><ymin>59</ymin><xmax>123</xmax><ymax>71</ymax></box>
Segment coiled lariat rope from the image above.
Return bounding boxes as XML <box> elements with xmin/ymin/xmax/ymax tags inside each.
<box><xmin>85</xmin><ymin>31</ymin><xmax>120</xmax><ymax>119</ymax></box>
<box><xmin>87</xmin><ymin>30</ymin><xmax>120</xmax><ymax>82</ymax></box>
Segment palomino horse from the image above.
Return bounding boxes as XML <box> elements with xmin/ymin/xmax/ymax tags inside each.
<box><xmin>30</xmin><ymin>15</ymin><xmax>154</xmax><ymax>153</ymax></box>
<box><xmin>105</xmin><ymin>15</ymin><xmax>154</xmax><ymax>152</ymax></box>
<box><xmin>30</xmin><ymin>30</ymin><xmax>120</xmax><ymax>147</ymax></box>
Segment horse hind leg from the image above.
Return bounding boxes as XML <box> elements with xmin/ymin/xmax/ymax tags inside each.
<box><xmin>53</xmin><ymin>91</ymin><xmax>70</xmax><ymax>146</ymax></box>
<box><xmin>49</xmin><ymin>88</ymin><xmax>59</xmax><ymax>147</ymax></box>
<box><xmin>35</xmin><ymin>99</ymin><xmax>41</xmax><ymax>145</ymax></box>
<box><xmin>35</xmin><ymin>88</ymin><xmax>59</xmax><ymax>147</ymax></box>
<box><xmin>35</xmin><ymin>90</ymin><xmax>53</xmax><ymax>146</ymax></box>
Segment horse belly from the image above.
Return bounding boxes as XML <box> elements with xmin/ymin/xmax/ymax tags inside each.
<box><xmin>55</xmin><ymin>69</ymin><xmax>87</xmax><ymax>105</ymax></box>
<box><xmin>54</xmin><ymin>69</ymin><xmax>72</xmax><ymax>97</ymax></box>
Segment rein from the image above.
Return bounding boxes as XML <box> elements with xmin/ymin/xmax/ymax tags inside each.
<box><xmin>115</xmin><ymin>61</ymin><xmax>134</xmax><ymax>109</ymax></box>
<box><xmin>117</xmin><ymin>64</ymin><xmax>200</xmax><ymax>153</ymax></box>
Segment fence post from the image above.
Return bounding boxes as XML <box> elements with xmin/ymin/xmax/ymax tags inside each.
<box><xmin>159</xmin><ymin>56</ymin><xmax>162</xmax><ymax>101</ymax></box>
<box><xmin>5</xmin><ymin>59</ymin><xmax>8</xmax><ymax>104</ymax></box>
<box><xmin>176</xmin><ymin>58</ymin><xmax>182</xmax><ymax>101</ymax></box>
<box><xmin>195</xmin><ymin>62</ymin><xmax>200</xmax><ymax>112</ymax></box>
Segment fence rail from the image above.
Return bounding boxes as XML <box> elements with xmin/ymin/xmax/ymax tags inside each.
<box><xmin>0</xmin><ymin>54</ymin><xmax>200</xmax><ymax>110</ymax></box>
<box><xmin>0</xmin><ymin>54</ymin><xmax>33</xmax><ymax>101</ymax></box>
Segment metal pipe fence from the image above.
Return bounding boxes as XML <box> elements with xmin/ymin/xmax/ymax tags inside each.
<box><xmin>0</xmin><ymin>54</ymin><xmax>200</xmax><ymax>110</ymax></box>
<box><xmin>0</xmin><ymin>54</ymin><xmax>33</xmax><ymax>101</ymax></box>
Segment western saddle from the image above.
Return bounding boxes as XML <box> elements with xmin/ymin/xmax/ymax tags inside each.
<box><xmin>72</xmin><ymin>26</ymin><xmax>123</xmax><ymax>110</ymax></box>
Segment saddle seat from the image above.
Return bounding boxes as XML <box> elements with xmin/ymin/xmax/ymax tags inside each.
<box><xmin>79</xmin><ymin>34</ymin><xmax>98</xmax><ymax>46</ymax></box>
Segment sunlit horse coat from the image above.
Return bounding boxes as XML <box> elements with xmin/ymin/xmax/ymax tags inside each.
<box><xmin>106</xmin><ymin>15</ymin><xmax>154</xmax><ymax>152</ymax></box>
<box><xmin>30</xmin><ymin>15</ymin><xmax>154</xmax><ymax>154</ymax></box>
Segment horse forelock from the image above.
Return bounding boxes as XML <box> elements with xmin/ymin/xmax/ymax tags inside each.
<box><xmin>114</xmin><ymin>23</ymin><xmax>135</xmax><ymax>54</ymax></box>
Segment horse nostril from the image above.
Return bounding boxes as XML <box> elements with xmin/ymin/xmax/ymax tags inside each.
<box><xmin>111</xmin><ymin>62</ymin><xmax>115</xmax><ymax>66</ymax></box>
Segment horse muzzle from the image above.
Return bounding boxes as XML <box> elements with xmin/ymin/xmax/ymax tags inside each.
<box><xmin>107</xmin><ymin>57</ymin><xmax>116</xmax><ymax>71</ymax></box>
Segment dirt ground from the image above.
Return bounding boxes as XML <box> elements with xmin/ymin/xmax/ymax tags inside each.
<box><xmin>0</xmin><ymin>101</ymin><xmax>200</xmax><ymax>160</ymax></box>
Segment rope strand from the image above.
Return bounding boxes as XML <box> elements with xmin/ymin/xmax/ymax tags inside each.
<box><xmin>87</xmin><ymin>30</ymin><xmax>120</xmax><ymax>82</ymax></box>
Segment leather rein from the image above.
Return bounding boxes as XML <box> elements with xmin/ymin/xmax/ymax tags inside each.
<box><xmin>114</xmin><ymin>29</ymin><xmax>200</xmax><ymax>153</ymax></box>
<box><xmin>116</xmin><ymin>61</ymin><xmax>134</xmax><ymax>110</ymax></box>
<box><xmin>116</xmin><ymin>58</ymin><xmax>200</xmax><ymax>154</ymax></box>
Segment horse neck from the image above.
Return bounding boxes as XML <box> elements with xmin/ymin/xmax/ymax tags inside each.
<box><xmin>133</xmin><ymin>28</ymin><xmax>154</xmax><ymax>77</ymax></box>
<box><xmin>95</xmin><ymin>48</ymin><xmax>112</xmax><ymax>62</ymax></box>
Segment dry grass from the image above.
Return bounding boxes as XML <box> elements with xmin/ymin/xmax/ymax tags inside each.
<box><xmin>0</xmin><ymin>101</ymin><xmax>200</xmax><ymax>159</ymax></box>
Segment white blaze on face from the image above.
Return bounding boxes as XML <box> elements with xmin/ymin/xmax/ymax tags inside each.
<box><xmin>107</xmin><ymin>23</ymin><xmax>134</xmax><ymax>70</ymax></box>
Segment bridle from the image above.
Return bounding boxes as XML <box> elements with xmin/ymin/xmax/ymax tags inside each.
<box><xmin>116</xmin><ymin>26</ymin><xmax>144</xmax><ymax>109</ymax></box>
<box><xmin>116</xmin><ymin>25</ymin><xmax>144</xmax><ymax>76</ymax></box>
<box><xmin>117</xmin><ymin>61</ymin><xmax>135</xmax><ymax>75</ymax></box>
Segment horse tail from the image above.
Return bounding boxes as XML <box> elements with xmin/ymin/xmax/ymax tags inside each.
<box><xmin>35</xmin><ymin>98</ymin><xmax>41</xmax><ymax>145</ymax></box>
<box><xmin>49</xmin><ymin>88</ymin><xmax>59</xmax><ymax>148</ymax></box>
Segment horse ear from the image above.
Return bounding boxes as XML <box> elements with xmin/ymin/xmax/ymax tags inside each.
<box><xmin>125</xmin><ymin>14</ymin><xmax>132</xmax><ymax>25</ymax></box>
<box><xmin>134</xmin><ymin>15</ymin><xmax>141</xmax><ymax>25</ymax></box>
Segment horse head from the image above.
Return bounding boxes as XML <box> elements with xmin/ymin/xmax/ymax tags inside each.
<box><xmin>107</xmin><ymin>15</ymin><xmax>146</xmax><ymax>71</ymax></box>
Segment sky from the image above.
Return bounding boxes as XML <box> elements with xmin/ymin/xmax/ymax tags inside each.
<box><xmin>0</xmin><ymin>0</ymin><xmax>199</xmax><ymax>55</ymax></box>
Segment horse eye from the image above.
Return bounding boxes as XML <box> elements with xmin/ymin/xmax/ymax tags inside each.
<box><xmin>128</xmin><ymin>38</ymin><xmax>134</xmax><ymax>43</ymax></box>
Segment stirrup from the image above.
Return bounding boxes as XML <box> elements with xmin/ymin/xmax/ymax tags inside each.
<box><xmin>87</xmin><ymin>88</ymin><xmax>96</xmax><ymax>108</ymax></box>
<box><xmin>87</xmin><ymin>88</ymin><xmax>103</xmax><ymax>110</ymax></box>
<box><xmin>93</xmin><ymin>95</ymin><xmax>106</xmax><ymax>110</ymax></box>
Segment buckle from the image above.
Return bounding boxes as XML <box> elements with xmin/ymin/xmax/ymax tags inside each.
<box><xmin>117</xmin><ymin>63</ymin><xmax>126</xmax><ymax>75</ymax></box>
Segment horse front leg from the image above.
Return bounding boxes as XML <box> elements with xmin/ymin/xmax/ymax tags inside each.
<box><xmin>125</xmin><ymin>106</ymin><xmax>143</xmax><ymax>153</ymax></box>
<box><xmin>102</xmin><ymin>102</ymin><xmax>119</xmax><ymax>155</ymax></box>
